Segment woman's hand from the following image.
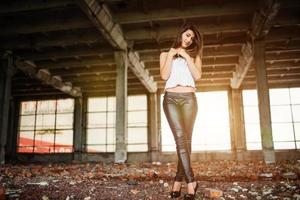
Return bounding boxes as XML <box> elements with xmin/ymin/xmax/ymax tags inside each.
<box><xmin>177</xmin><ymin>48</ymin><xmax>191</xmax><ymax>60</ymax></box>
<box><xmin>167</xmin><ymin>48</ymin><xmax>178</xmax><ymax>57</ymax></box>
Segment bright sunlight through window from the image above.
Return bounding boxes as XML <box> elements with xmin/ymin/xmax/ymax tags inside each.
<box><xmin>243</xmin><ymin>87</ymin><xmax>300</xmax><ymax>150</ymax></box>
<box><xmin>161</xmin><ymin>91</ymin><xmax>231</xmax><ymax>152</ymax></box>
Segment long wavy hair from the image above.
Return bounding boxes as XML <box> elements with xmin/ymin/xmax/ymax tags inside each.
<box><xmin>172</xmin><ymin>22</ymin><xmax>203</xmax><ymax>59</ymax></box>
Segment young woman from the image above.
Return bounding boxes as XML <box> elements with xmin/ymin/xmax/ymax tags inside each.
<box><xmin>160</xmin><ymin>22</ymin><xmax>203</xmax><ymax>200</ymax></box>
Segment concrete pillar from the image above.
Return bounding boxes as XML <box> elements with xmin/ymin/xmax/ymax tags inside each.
<box><xmin>148</xmin><ymin>92</ymin><xmax>159</xmax><ymax>161</ymax></box>
<box><xmin>157</xmin><ymin>93</ymin><xmax>162</xmax><ymax>151</ymax></box>
<box><xmin>228</xmin><ymin>89</ymin><xmax>246</xmax><ymax>160</ymax></box>
<box><xmin>5</xmin><ymin>99</ymin><xmax>19</xmax><ymax>162</ymax></box>
<box><xmin>73</xmin><ymin>97</ymin><xmax>83</xmax><ymax>161</ymax></box>
<box><xmin>0</xmin><ymin>52</ymin><xmax>13</xmax><ymax>164</ymax></box>
<box><xmin>254</xmin><ymin>39</ymin><xmax>276</xmax><ymax>163</ymax></box>
<box><xmin>114</xmin><ymin>51</ymin><xmax>128</xmax><ymax>163</ymax></box>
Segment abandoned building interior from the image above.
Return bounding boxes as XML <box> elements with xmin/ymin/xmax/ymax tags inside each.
<box><xmin>0</xmin><ymin>0</ymin><xmax>300</xmax><ymax>166</ymax></box>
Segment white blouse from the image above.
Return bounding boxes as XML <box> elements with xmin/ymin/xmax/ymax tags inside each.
<box><xmin>164</xmin><ymin>56</ymin><xmax>196</xmax><ymax>91</ymax></box>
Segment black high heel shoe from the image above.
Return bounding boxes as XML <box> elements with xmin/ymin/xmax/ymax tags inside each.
<box><xmin>170</xmin><ymin>182</ymin><xmax>182</xmax><ymax>198</ymax></box>
<box><xmin>184</xmin><ymin>181</ymin><xmax>198</xmax><ymax>200</ymax></box>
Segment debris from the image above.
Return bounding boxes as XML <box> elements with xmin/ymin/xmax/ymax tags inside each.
<box><xmin>282</xmin><ymin>172</ymin><xmax>298</xmax><ymax>180</ymax></box>
<box><xmin>127</xmin><ymin>179</ymin><xmax>138</xmax><ymax>185</ymax></box>
<box><xmin>0</xmin><ymin>160</ymin><xmax>299</xmax><ymax>199</ymax></box>
<box><xmin>293</xmin><ymin>194</ymin><xmax>300</xmax><ymax>200</ymax></box>
<box><xmin>260</xmin><ymin>173</ymin><xmax>273</xmax><ymax>179</ymax></box>
<box><xmin>130</xmin><ymin>189</ymin><xmax>139</xmax><ymax>195</ymax></box>
<box><xmin>27</xmin><ymin>181</ymin><xmax>49</xmax><ymax>186</ymax></box>
<box><xmin>42</xmin><ymin>195</ymin><xmax>49</xmax><ymax>200</ymax></box>
<box><xmin>262</xmin><ymin>187</ymin><xmax>273</xmax><ymax>196</ymax></box>
<box><xmin>69</xmin><ymin>180</ymin><xmax>76</xmax><ymax>185</ymax></box>
<box><xmin>204</xmin><ymin>188</ymin><xmax>223</xmax><ymax>198</ymax></box>
<box><xmin>152</xmin><ymin>162</ymin><xmax>161</xmax><ymax>166</ymax></box>
<box><xmin>0</xmin><ymin>187</ymin><xmax>5</xmax><ymax>200</ymax></box>
<box><xmin>230</xmin><ymin>187</ymin><xmax>239</xmax><ymax>193</ymax></box>
<box><xmin>163</xmin><ymin>182</ymin><xmax>169</xmax><ymax>188</ymax></box>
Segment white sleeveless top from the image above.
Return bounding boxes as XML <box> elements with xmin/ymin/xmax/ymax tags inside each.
<box><xmin>164</xmin><ymin>56</ymin><xmax>196</xmax><ymax>91</ymax></box>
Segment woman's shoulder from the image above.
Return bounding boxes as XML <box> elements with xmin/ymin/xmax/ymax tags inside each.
<box><xmin>160</xmin><ymin>51</ymin><xmax>168</xmax><ymax>57</ymax></box>
<box><xmin>159</xmin><ymin>52</ymin><xmax>169</xmax><ymax>61</ymax></box>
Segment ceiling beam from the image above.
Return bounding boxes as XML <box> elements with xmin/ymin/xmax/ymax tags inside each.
<box><xmin>0</xmin><ymin>13</ymin><xmax>93</xmax><ymax>36</ymax></box>
<box><xmin>50</xmin><ymin>65</ymin><xmax>116</xmax><ymax>76</ymax></box>
<box><xmin>231</xmin><ymin>0</ymin><xmax>281</xmax><ymax>89</ymax></box>
<box><xmin>132</xmin><ymin>31</ymin><xmax>247</xmax><ymax>50</ymax></box>
<box><xmin>0</xmin><ymin>0</ymin><xmax>74</xmax><ymax>15</ymax></box>
<box><xmin>77</xmin><ymin>0</ymin><xmax>157</xmax><ymax>92</ymax></box>
<box><xmin>142</xmin><ymin>55</ymin><xmax>239</xmax><ymax>66</ymax></box>
<box><xmin>0</xmin><ymin>29</ymin><xmax>248</xmax><ymax>51</ymax></box>
<box><xmin>266</xmin><ymin>50</ymin><xmax>300</xmax><ymax>61</ymax></box>
<box><xmin>0</xmin><ymin>29</ymin><xmax>105</xmax><ymax>50</ymax></box>
<box><xmin>45</xmin><ymin>64</ymin><xmax>236</xmax><ymax>77</ymax></box>
<box><xmin>36</xmin><ymin>57</ymin><xmax>115</xmax><ymax>69</ymax></box>
<box><xmin>16</xmin><ymin>43</ymin><xmax>242</xmax><ymax>61</ymax></box>
<box><xmin>115</xmin><ymin>1</ymin><xmax>256</xmax><ymax>24</ymax></box>
<box><xmin>15</xmin><ymin>59</ymin><xmax>82</xmax><ymax>97</ymax></box>
<box><xmin>32</xmin><ymin>55</ymin><xmax>238</xmax><ymax>70</ymax></box>
<box><xmin>83</xmin><ymin>88</ymin><xmax>148</xmax><ymax>96</ymax></box>
<box><xmin>16</xmin><ymin>45</ymin><xmax>113</xmax><ymax>61</ymax></box>
<box><xmin>125</xmin><ymin>21</ymin><xmax>249</xmax><ymax>40</ymax></box>
<box><xmin>76</xmin><ymin>0</ymin><xmax>127</xmax><ymax>49</ymax></box>
<box><xmin>266</xmin><ymin>39</ymin><xmax>300</xmax><ymax>51</ymax></box>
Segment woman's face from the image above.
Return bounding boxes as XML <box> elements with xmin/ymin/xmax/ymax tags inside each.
<box><xmin>181</xmin><ymin>29</ymin><xmax>195</xmax><ymax>48</ymax></box>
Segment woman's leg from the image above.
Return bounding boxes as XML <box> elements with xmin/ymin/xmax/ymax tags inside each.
<box><xmin>163</xmin><ymin>95</ymin><xmax>194</xmax><ymax>183</ymax></box>
<box><xmin>175</xmin><ymin>134</ymin><xmax>192</xmax><ymax>181</ymax></box>
<box><xmin>175</xmin><ymin>96</ymin><xmax>198</xmax><ymax>182</ymax></box>
<box><xmin>182</xmin><ymin>96</ymin><xmax>198</xmax><ymax>182</ymax></box>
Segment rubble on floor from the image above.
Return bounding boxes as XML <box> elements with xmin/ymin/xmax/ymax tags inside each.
<box><xmin>0</xmin><ymin>160</ymin><xmax>299</xmax><ymax>199</ymax></box>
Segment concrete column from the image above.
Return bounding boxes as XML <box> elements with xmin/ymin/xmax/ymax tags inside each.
<box><xmin>73</xmin><ymin>97</ymin><xmax>83</xmax><ymax>161</ymax></box>
<box><xmin>5</xmin><ymin>99</ymin><xmax>19</xmax><ymax>162</ymax></box>
<box><xmin>228</xmin><ymin>89</ymin><xmax>246</xmax><ymax>160</ymax></box>
<box><xmin>82</xmin><ymin>96</ymin><xmax>88</xmax><ymax>154</ymax></box>
<box><xmin>148</xmin><ymin>92</ymin><xmax>159</xmax><ymax>161</ymax></box>
<box><xmin>157</xmin><ymin>93</ymin><xmax>162</xmax><ymax>152</ymax></box>
<box><xmin>254</xmin><ymin>39</ymin><xmax>275</xmax><ymax>163</ymax></box>
<box><xmin>0</xmin><ymin>52</ymin><xmax>13</xmax><ymax>164</ymax></box>
<box><xmin>114</xmin><ymin>51</ymin><xmax>128</xmax><ymax>163</ymax></box>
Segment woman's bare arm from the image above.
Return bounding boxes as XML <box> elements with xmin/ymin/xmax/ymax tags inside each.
<box><xmin>186</xmin><ymin>55</ymin><xmax>202</xmax><ymax>81</ymax></box>
<box><xmin>160</xmin><ymin>48</ymin><xmax>177</xmax><ymax>80</ymax></box>
<box><xmin>178</xmin><ymin>49</ymin><xmax>202</xmax><ymax>81</ymax></box>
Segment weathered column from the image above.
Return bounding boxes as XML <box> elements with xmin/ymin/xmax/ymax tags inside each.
<box><xmin>157</xmin><ymin>92</ymin><xmax>162</xmax><ymax>152</ymax></box>
<box><xmin>254</xmin><ymin>39</ymin><xmax>275</xmax><ymax>163</ymax></box>
<box><xmin>228</xmin><ymin>89</ymin><xmax>246</xmax><ymax>160</ymax></box>
<box><xmin>73</xmin><ymin>97</ymin><xmax>83</xmax><ymax>161</ymax></box>
<box><xmin>0</xmin><ymin>52</ymin><xmax>13</xmax><ymax>164</ymax></box>
<box><xmin>82</xmin><ymin>96</ymin><xmax>88</xmax><ymax>156</ymax></box>
<box><xmin>5</xmin><ymin>99</ymin><xmax>19</xmax><ymax>162</ymax></box>
<box><xmin>148</xmin><ymin>92</ymin><xmax>159</xmax><ymax>161</ymax></box>
<box><xmin>114</xmin><ymin>51</ymin><xmax>128</xmax><ymax>163</ymax></box>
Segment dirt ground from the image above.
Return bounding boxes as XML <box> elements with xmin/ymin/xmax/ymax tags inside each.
<box><xmin>1</xmin><ymin>160</ymin><xmax>299</xmax><ymax>200</ymax></box>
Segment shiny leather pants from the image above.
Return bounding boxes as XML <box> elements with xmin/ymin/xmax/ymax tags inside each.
<box><xmin>163</xmin><ymin>91</ymin><xmax>198</xmax><ymax>183</ymax></box>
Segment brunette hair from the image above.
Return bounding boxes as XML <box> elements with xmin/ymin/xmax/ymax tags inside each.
<box><xmin>172</xmin><ymin>22</ymin><xmax>203</xmax><ymax>58</ymax></box>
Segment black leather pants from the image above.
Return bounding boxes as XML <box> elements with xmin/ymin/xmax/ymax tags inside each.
<box><xmin>163</xmin><ymin>91</ymin><xmax>198</xmax><ymax>183</ymax></box>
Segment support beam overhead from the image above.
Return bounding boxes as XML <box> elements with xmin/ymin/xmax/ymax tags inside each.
<box><xmin>77</xmin><ymin>0</ymin><xmax>127</xmax><ymax>49</ymax></box>
<box><xmin>15</xmin><ymin>59</ymin><xmax>82</xmax><ymax>97</ymax></box>
<box><xmin>0</xmin><ymin>0</ymin><xmax>74</xmax><ymax>15</ymax></box>
<box><xmin>115</xmin><ymin>1</ymin><xmax>256</xmax><ymax>24</ymax></box>
<box><xmin>0</xmin><ymin>15</ymin><xmax>92</xmax><ymax>36</ymax></box>
<box><xmin>77</xmin><ymin>0</ymin><xmax>157</xmax><ymax>92</ymax></box>
<box><xmin>128</xmin><ymin>51</ymin><xmax>157</xmax><ymax>92</ymax></box>
<box><xmin>231</xmin><ymin>0</ymin><xmax>280</xmax><ymax>89</ymax></box>
<box><xmin>125</xmin><ymin>22</ymin><xmax>249</xmax><ymax>40</ymax></box>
